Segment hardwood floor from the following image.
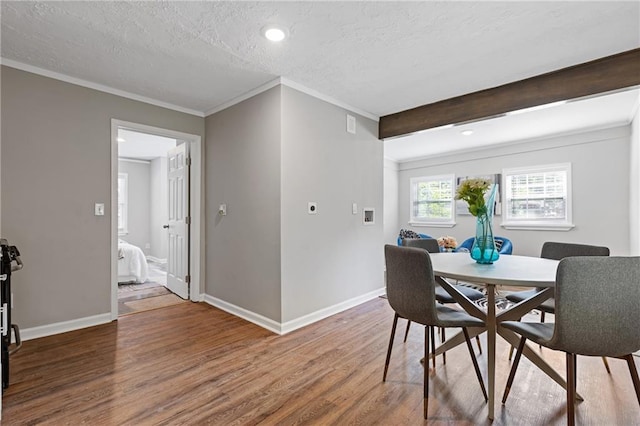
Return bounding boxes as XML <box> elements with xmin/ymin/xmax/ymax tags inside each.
<box><xmin>2</xmin><ymin>298</ymin><xmax>639</xmax><ymax>425</ymax></box>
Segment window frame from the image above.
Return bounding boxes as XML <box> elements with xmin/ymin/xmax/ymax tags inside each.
<box><xmin>117</xmin><ymin>172</ymin><xmax>129</xmax><ymax>236</ymax></box>
<box><xmin>408</xmin><ymin>174</ymin><xmax>456</xmax><ymax>227</ymax></box>
<box><xmin>500</xmin><ymin>163</ymin><xmax>575</xmax><ymax>231</ymax></box>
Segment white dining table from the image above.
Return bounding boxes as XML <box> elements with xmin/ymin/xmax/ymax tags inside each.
<box><xmin>428</xmin><ymin>252</ymin><xmax>563</xmax><ymax>420</ymax></box>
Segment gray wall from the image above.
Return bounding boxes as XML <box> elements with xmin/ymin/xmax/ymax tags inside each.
<box><xmin>205</xmin><ymin>85</ymin><xmax>384</xmax><ymax>325</ymax></box>
<box><xmin>383</xmin><ymin>159</ymin><xmax>399</xmax><ymax>246</ymax></box>
<box><xmin>1</xmin><ymin>66</ymin><xmax>204</xmax><ymax>328</ymax></box>
<box><xmin>118</xmin><ymin>159</ymin><xmax>151</xmax><ymax>253</ymax></box>
<box><xmin>631</xmin><ymin>106</ymin><xmax>640</xmax><ymax>255</ymax></box>
<box><xmin>150</xmin><ymin>157</ymin><xmax>169</xmax><ymax>260</ymax></box>
<box><xmin>397</xmin><ymin>126</ymin><xmax>631</xmax><ymax>256</ymax></box>
<box><xmin>205</xmin><ymin>86</ymin><xmax>283</xmax><ymax>321</ymax></box>
<box><xmin>280</xmin><ymin>86</ymin><xmax>383</xmax><ymax>322</ymax></box>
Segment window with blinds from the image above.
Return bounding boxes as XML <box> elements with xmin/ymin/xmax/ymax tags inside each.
<box><xmin>502</xmin><ymin>163</ymin><xmax>574</xmax><ymax>230</ymax></box>
<box><xmin>409</xmin><ymin>174</ymin><xmax>455</xmax><ymax>226</ymax></box>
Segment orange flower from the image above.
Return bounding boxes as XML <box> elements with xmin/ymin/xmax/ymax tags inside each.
<box><xmin>437</xmin><ymin>236</ymin><xmax>458</xmax><ymax>249</ymax></box>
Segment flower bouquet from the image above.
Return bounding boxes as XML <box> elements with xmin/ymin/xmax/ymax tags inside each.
<box><xmin>455</xmin><ymin>178</ymin><xmax>500</xmax><ymax>264</ymax></box>
<box><xmin>437</xmin><ymin>236</ymin><xmax>458</xmax><ymax>252</ymax></box>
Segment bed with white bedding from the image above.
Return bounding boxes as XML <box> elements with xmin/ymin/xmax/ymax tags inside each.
<box><xmin>118</xmin><ymin>239</ymin><xmax>149</xmax><ymax>283</ymax></box>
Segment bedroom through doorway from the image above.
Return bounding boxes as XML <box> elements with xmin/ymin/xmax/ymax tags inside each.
<box><xmin>117</xmin><ymin>260</ymin><xmax>181</xmax><ymax>315</ymax></box>
<box><xmin>116</xmin><ymin>128</ymin><xmax>186</xmax><ymax>316</ymax></box>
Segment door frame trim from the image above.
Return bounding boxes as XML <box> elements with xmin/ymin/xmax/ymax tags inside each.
<box><xmin>110</xmin><ymin>119</ymin><xmax>203</xmax><ymax>319</ymax></box>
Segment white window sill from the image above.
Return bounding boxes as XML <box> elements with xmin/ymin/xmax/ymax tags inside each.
<box><xmin>500</xmin><ymin>222</ymin><xmax>575</xmax><ymax>231</ymax></box>
<box><xmin>408</xmin><ymin>221</ymin><xmax>456</xmax><ymax>228</ymax></box>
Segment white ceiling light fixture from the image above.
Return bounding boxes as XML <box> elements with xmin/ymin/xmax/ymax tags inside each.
<box><xmin>461</xmin><ymin>129</ymin><xmax>474</xmax><ymax>136</ymax></box>
<box><xmin>262</xmin><ymin>25</ymin><xmax>288</xmax><ymax>42</ymax></box>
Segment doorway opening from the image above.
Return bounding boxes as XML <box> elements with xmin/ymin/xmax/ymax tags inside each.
<box><xmin>110</xmin><ymin>120</ymin><xmax>202</xmax><ymax>319</ymax></box>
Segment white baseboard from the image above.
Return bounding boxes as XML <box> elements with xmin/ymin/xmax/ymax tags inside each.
<box><xmin>146</xmin><ymin>256</ymin><xmax>167</xmax><ymax>264</ymax></box>
<box><xmin>203</xmin><ymin>295</ymin><xmax>281</xmax><ymax>334</ymax></box>
<box><xmin>17</xmin><ymin>288</ymin><xmax>386</xmax><ymax>342</ymax></box>
<box><xmin>203</xmin><ymin>287</ymin><xmax>386</xmax><ymax>335</ymax></box>
<box><xmin>18</xmin><ymin>313</ymin><xmax>112</xmax><ymax>342</ymax></box>
<box><xmin>280</xmin><ymin>287</ymin><xmax>386</xmax><ymax>334</ymax></box>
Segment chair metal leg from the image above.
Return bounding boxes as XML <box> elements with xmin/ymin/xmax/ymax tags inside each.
<box><xmin>430</xmin><ymin>326</ymin><xmax>436</xmax><ymax>368</ymax></box>
<box><xmin>625</xmin><ymin>354</ymin><xmax>640</xmax><ymax>406</ymax></box>
<box><xmin>383</xmin><ymin>313</ymin><xmax>399</xmax><ymax>382</ymax></box>
<box><xmin>403</xmin><ymin>320</ymin><xmax>411</xmax><ymax>343</ymax></box>
<box><xmin>476</xmin><ymin>335</ymin><xmax>483</xmax><ymax>354</ymax></box>
<box><xmin>507</xmin><ymin>319</ymin><xmax>521</xmax><ymax>361</ymax></box>
<box><xmin>602</xmin><ymin>356</ymin><xmax>611</xmax><ymax>374</ymax></box>
<box><xmin>463</xmin><ymin>327</ymin><xmax>488</xmax><ymax>401</ymax></box>
<box><xmin>574</xmin><ymin>354</ymin><xmax>577</xmax><ymax>392</ymax></box>
<box><xmin>502</xmin><ymin>336</ymin><xmax>526</xmax><ymax>403</ymax></box>
<box><xmin>441</xmin><ymin>327</ymin><xmax>446</xmax><ymax>365</ymax></box>
<box><xmin>424</xmin><ymin>325</ymin><xmax>430</xmax><ymax>419</ymax></box>
<box><xmin>567</xmin><ymin>352</ymin><xmax>576</xmax><ymax>426</ymax></box>
<box><xmin>539</xmin><ymin>312</ymin><xmax>545</xmax><ymax>349</ymax></box>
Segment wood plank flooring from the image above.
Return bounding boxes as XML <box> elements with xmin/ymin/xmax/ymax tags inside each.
<box><xmin>2</xmin><ymin>298</ymin><xmax>639</xmax><ymax>425</ymax></box>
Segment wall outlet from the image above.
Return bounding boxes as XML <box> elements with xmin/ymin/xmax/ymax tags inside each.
<box><xmin>308</xmin><ymin>202</ymin><xmax>318</xmax><ymax>215</ymax></box>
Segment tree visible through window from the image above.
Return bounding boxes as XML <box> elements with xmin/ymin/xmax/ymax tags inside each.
<box><xmin>502</xmin><ymin>163</ymin><xmax>574</xmax><ymax>230</ymax></box>
<box><xmin>409</xmin><ymin>174</ymin><xmax>455</xmax><ymax>225</ymax></box>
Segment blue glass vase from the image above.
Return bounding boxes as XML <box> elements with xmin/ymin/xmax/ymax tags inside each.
<box><xmin>470</xmin><ymin>184</ymin><xmax>499</xmax><ymax>264</ymax></box>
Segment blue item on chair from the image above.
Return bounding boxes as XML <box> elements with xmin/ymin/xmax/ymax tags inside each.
<box><xmin>455</xmin><ymin>236</ymin><xmax>513</xmax><ymax>254</ymax></box>
<box><xmin>396</xmin><ymin>229</ymin><xmax>432</xmax><ymax>246</ymax></box>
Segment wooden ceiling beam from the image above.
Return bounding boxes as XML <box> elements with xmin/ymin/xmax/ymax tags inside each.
<box><xmin>379</xmin><ymin>48</ymin><xmax>640</xmax><ymax>140</ymax></box>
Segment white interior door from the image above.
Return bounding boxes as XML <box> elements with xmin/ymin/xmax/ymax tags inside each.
<box><xmin>166</xmin><ymin>143</ymin><xmax>189</xmax><ymax>299</ymax></box>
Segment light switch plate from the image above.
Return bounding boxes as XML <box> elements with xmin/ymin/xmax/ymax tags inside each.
<box><xmin>94</xmin><ymin>203</ymin><xmax>105</xmax><ymax>216</ymax></box>
<box><xmin>346</xmin><ymin>114</ymin><xmax>356</xmax><ymax>134</ymax></box>
<box><xmin>308</xmin><ymin>202</ymin><xmax>318</xmax><ymax>215</ymax></box>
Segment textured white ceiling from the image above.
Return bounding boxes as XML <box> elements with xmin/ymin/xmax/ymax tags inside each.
<box><xmin>117</xmin><ymin>129</ymin><xmax>177</xmax><ymax>161</ymax></box>
<box><xmin>2</xmin><ymin>1</ymin><xmax>639</xmax><ymax>118</ymax></box>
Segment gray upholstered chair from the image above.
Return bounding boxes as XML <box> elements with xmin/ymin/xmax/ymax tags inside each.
<box><xmin>402</xmin><ymin>237</ymin><xmax>484</xmax><ymax>361</ymax></box>
<box><xmin>501</xmin><ymin>256</ymin><xmax>640</xmax><ymax>426</ymax></box>
<box><xmin>506</xmin><ymin>242</ymin><xmax>610</xmax><ymax>318</ymax></box>
<box><xmin>505</xmin><ymin>242</ymin><xmax>611</xmax><ymax>370</ymax></box>
<box><xmin>383</xmin><ymin>245</ymin><xmax>487</xmax><ymax>419</ymax></box>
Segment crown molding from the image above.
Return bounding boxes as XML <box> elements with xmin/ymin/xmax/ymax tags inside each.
<box><xmin>118</xmin><ymin>158</ymin><xmax>151</xmax><ymax>164</ymax></box>
<box><xmin>280</xmin><ymin>77</ymin><xmax>379</xmax><ymax>122</ymax></box>
<box><xmin>205</xmin><ymin>77</ymin><xmax>379</xmax><ymax>122</ymax></box>
<box><xmin>0</xmin><ymin>58</ymin><xmax>205</xmax><ymax>117</ymax></box>
<box><xmin>204</xmin><ymin>77</ymin><xmax>282</xmax><ymax>116</ymax></box>
<box><xmin>1</xmin><ymin>58</ymin><xmax>380</xmax><ymax>123</ymax></box>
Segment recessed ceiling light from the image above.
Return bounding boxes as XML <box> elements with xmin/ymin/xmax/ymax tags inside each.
<box><xmin>117</xmin><ymin>137</ymin><xmax>126</xmax><ymax>143</ymax></box>
<box><xmin>262</xmin><ymin>25</ymin><xmax>288</xmax><ymax>42</ymax></box>
<box><xmin>461</xmin><ymin>130</ymin><xmax>474</xmax><ymax>136</ymax></box>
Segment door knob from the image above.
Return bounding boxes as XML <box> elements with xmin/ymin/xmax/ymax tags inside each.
<box><xmin>163</xmin><ymin>224</ymin><xmax>169</xmax><ymax>229</ymax></box>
